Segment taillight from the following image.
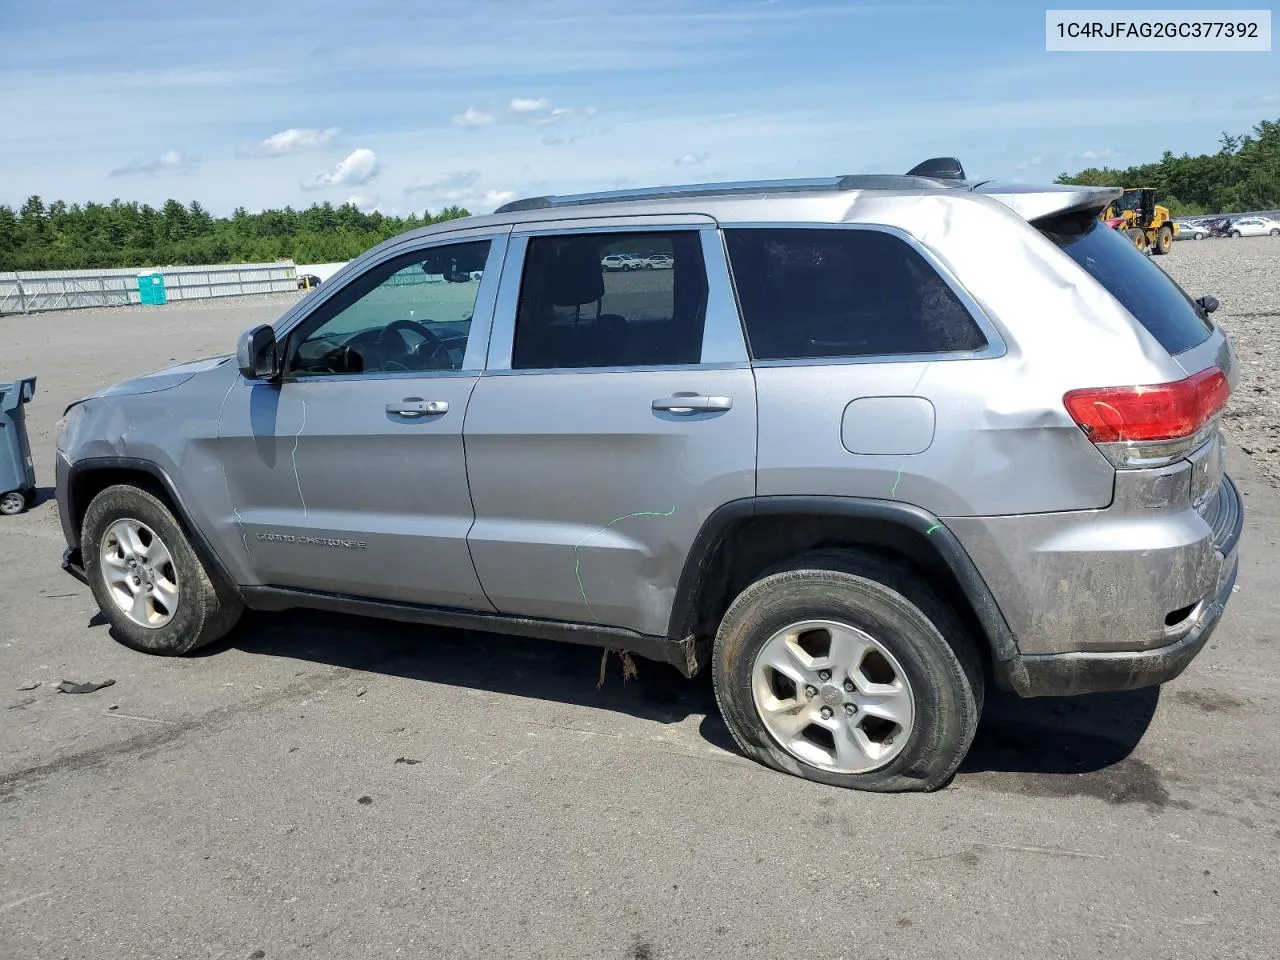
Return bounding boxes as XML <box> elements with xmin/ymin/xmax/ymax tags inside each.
<box><xmin>1063</xmin><ymin>367</ymin><xmax>1229</xmax><ymax>467</ymax></box>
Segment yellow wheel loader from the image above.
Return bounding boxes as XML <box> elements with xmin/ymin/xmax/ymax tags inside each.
<box><xmin>1101</xmin><ymin>188</ymin><xmax>1178</xmax><ymax>255</ymax></box>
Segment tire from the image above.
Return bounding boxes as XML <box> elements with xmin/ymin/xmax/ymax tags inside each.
<box><xmin>712</xmin><ymin>551</ymin><xmax>984</xmax><ymax>793</ymax></box>
<box><xmin>82</xmin><ymin>484</ymin><xmax>243</xmax><ymax>655</ymax></box>
<box><xmin>0</xmin><ymin>491</ymin><xmax>25</xmax><ymax>515</ymax></box>
<box><xmin>1230</xmin><ymin>230</ymin><xmax>1241</xmax><ymax>238</ymax></box>
<box><xmin>1153</xmin><ymin>224</ymin><xmax>1173</xmax><ymax>255</ymax></box>
<box><xmin>1270</xmin><ymin>229</ymin><xmax>1279</xmax><ymax>236</ymax></box>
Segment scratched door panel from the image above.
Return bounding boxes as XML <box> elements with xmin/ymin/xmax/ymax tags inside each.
<box><xmin>464</xmin><ymin>368</ymin><xmax>756</xmax><ymax>636</ymax></box>
<box><xmin>217</xmin><ymin>375</ymin><xmax>494</xmax><ymax>609</ymax></box>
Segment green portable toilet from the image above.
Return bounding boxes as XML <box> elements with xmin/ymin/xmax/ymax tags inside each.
<box><xmin>137</xmin><ymin>272</ymin><xmax>167</xmax><ymax>305</ymax></box>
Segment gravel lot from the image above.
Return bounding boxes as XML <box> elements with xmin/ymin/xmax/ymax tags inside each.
<box><xmin>1</xmin><ymin>243</ymin><xmax>1279</xmax><ymax>960</ymax></box>
<box><xmin>1156</xmin><ymin>235</ymin><xmax>1280</xmax><ymax>487</ymax></box>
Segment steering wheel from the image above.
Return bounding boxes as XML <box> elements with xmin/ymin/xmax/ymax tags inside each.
<box><xmin>375</xmin><ymin>318</ymin><xmax>448</xmax><ymax>371</ymax></box>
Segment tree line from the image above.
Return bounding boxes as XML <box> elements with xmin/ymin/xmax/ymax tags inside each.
<box><xmin>0</xmin><ymin>198</ymin><xmax>472</xmax><ymax>272</ymax></box>
<box><xmin>1056</xmin><ymin>118</ymin><xmax>1280</xmax><ymax>216</ymax></box>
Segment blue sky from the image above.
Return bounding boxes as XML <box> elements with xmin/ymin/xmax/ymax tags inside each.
<box><xmin>2</xmin><ymin>0</ymin><xmax>1277</xmax><ymax>216</ymax></box>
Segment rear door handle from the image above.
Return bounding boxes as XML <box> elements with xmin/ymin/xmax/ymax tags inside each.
<box><xmin>652</xmin><ymin>395</ymin><xmax>733</xmax><ymax>413</ymax></box>
<box><xmin>386</xmin><ymin>398</ymin><xmax>449</xmax><ymax>417</ymax></box>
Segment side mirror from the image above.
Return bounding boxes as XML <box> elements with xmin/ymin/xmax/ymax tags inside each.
<box><xmin>1196</xmin><ymin>295</ymin><xmax>1220</xmax><ymax>315</ymax></box>
<box><xmin>236</xmin><ymin>324</ymin><xmax>279</xmax><ymax>380</ymax></box>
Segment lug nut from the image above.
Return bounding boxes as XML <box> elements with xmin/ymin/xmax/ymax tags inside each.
<box><xmin>844</xmin><ymin>703</ymin><xmax>856</xmax><ymax>717</ymax></box>
<box><xmin>843</xmin><ymin>680</ymin><xmax>855</xmax><ymax>692</ymax></box>
<box><xmin>804</xmin><ymin>685</ymin><xmax>818</xmax><ymax>698</ymax></box>
<box><xmin>818</xmin><ymin>670</ymin><xmax>831</xmax><ymax>682</ymax></box>
<box><xmin>820</xmin><ymin>706</ymin><xmax>833</xmax><ymax>719</ymax></box>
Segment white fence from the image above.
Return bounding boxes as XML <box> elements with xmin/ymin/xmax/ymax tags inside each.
<box><xmin>0</xmin><ymin>262</ymin><xmax>300</xmax><ymax>315</ymax></box>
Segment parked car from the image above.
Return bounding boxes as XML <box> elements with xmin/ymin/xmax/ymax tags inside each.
<box><xmin>1226</xmin><ymin>216</ymin><xmax>1280</xmax><ymax>238</ymax></box>
<box><xmin>55</xmin><ymin>160</ymin><xmax>1243</xmax><ymax>793</ymax></box>
<box><xmin>601</xmin><ymin>253</ymin><xmax>643</xmax><ymax>271</ymax></box>
<box><xmin>640</xmin><ymin>254</ymin><xmax>674</xmax><ymax>269</ymax></box>
<box><xmin>1174</xmin><ymin>220</ymin><xmax>1209</xmax><ymax>240</ymax></box>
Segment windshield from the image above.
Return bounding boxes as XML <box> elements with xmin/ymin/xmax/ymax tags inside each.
<box><xmin>1037</xmin><ymin>212</ymin><xmax>1214</xmax><ymax>355</ymax></box>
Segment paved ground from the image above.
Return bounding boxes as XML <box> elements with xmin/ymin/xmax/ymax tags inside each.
<box><xmin>2</xmin><ymin>285</ymin><xmax>1279</xmax><ymax>960</ymax></box>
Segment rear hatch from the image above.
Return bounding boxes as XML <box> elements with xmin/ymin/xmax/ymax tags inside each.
<box><xmin>978</xmin><ymin>182</ymin><xmax>1235</xmax><ymax>524</ymax></box>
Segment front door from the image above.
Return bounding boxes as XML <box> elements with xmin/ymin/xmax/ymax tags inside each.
<box><xmin>463</xmin><ymin>223</ymin><xmax>757</xmax><ymax>637</ymax></box>
<box><xmin>218</xmin><ymin>233</ymin><xmax>507</xmax><ymax>608</ymax></box>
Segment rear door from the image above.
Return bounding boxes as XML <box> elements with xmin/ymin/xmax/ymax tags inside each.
<box><xmin>218</xmin><ymin>228</ymin><xmax>508</xmax><ymax>608</ymax></box>
<box><xmin>463</xmin><ymin>218</ymin><xmax>757</xmax><ymax>637</ymax></box>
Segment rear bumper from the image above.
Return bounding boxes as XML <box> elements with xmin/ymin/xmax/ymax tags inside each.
<box><xmin>1002</xmin><ymin>546</ymin><xmax>1238</xmax><ymax>697</ymax></box>
<box><xmin>999</xmin><ymin>474</ymin><xmax>1244</xmax><ymax>697</ymax></box>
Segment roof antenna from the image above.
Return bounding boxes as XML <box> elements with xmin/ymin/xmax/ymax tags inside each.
<box><xmin>906</xmin><ymin>157</ymin><xmax>966</xmax><ymax>180</ymax></box>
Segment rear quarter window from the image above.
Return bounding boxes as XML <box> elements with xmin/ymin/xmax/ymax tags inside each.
<box><xmin>722</xmin><ymin>227</ymin><xmax>988</xmax><ymax>361</ymax></box>
<box><xmin>1037</xmin><ymin>213</ymin><xmax>1214</xmax><ymax>356</ymax></box>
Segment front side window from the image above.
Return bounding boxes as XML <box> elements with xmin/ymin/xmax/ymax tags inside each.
<box><xmin>723</xmin><ymin>227</ymin><xmax>988</xmax><ymax>361</ymax></box>
<box><xmin>511</xmin><ymin>231</ymin><xmax>708</xmax><ymax>370</ymax></box>
<box><xmin>286</xmin><ymin>240</ymin><xmax>491</xmax><ymax>377</ymax></box>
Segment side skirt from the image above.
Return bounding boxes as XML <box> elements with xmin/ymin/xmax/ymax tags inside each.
<box><xmin>240</xmin><ymin>585</ymin><xmax>702</xmax><ymax>677</ymax></box>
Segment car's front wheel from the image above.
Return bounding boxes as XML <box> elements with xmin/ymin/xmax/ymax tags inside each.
<box><xmin>712</xmin><ymin>551</ymin><xmax>983</xmax><ymax>793</ymax></box>
<box><xmin>82</xmin><ymin>484</ymin><xmax>243</xmax><ymax>655</ymax></box>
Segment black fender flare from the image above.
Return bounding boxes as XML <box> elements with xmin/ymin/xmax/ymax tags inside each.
<box><xmin>62</xmin><ymin>456</ymin><xmax>240</xmax><ymax>593</ymax></box>
<box><xmin>666</xmin><ymin>496</ymin><xmax>1020</xmax><ymax>667</ymax></box>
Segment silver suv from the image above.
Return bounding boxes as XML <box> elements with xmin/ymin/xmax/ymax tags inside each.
<box><xmin>54</xmin><ymin>158</ymin><xmax>1244</xmax><ymax>793</ymax></box>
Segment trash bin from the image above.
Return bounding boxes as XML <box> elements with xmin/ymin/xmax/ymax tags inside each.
<box><xmin>137</xmin><ymin>271</ymin><xmax>167</xmax><ymax>305</ymax></box>
<box><xmin>0</xmin><ymin>376</ymin><xmax>37</xmax><ymax>516</ymax></box>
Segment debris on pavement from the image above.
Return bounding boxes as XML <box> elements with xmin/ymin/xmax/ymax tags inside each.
<box><xmin>55</xmin><ymin>678</ymin><xmax>115</xmax><ymax>694</ymax></box>
<box><xmin>355</xmin><ymin>687</ymin><xmax>367</xmax><ymax>697</ymax></box>
<box><xmin>597</xmin><ymin>648</ymin><xmax>639</xmax><ymax>689</ymax></box>
<box><xmin>357</xmin><ymin>796</ymin><xmax>373</xmax><ymax>805</ymax></box>
<box><xmin>17</xmin><ymin>680</ymin><xmax>41</xmax><ymax>691</ymax></box>
<box><xmin>393</xmin><ymin>757</ymin><xmax>421</xmax><ymax>766</ymax></box>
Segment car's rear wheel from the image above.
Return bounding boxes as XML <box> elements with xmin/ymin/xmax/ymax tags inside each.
<box><xmin>82</xmin><ymin>484</ymin><xmax>243</xmax><ymax>655</ymax></box>
<box><xmin>0</xmin><ymin>491</ymin><xmax>25</xmax><ymax>515</ymax></box>
<box><xmin>712</xmin><ymin>551</ymin><xmax>983</xmax><ymax>792</ymax></box>
<box><xmin>1270</xmin><ymin>228</ymin><xmax>1279</xmax><ymax>236</ymax></box>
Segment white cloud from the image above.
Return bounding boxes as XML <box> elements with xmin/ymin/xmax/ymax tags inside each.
<box><xmin>403</xmin><ymin>170</ymin><xmax>479</xmax><ymax>195</ymax></box>
<box><xmin>345</xmin><ymin>194</ymin><xmax>380</xmax><ymax>212</ymax></box>
<box><xmin>453</xmin><ymin>107</ymin><xmax>495</xmax><ymax>127</ymax></box>
<box><xmin>1013</xmin><ymin>155</ymin><xmax>1043</xmax><ymax>171</ymax></box>
<box><xmin>1081</xmin><ymin>149</ymin><xmax>1100</xmax><ymax>160</ymax></box>
<box><xmin>674</xmin><ymin>152</ymin><xmax>711</xmax><ymax>166</ymax></box>
<box><xmin>302</xmin><ymin>147</ymin><xmax>380</xmax><ymax>190</ymax></box>
<box><xmin>244</xmin><ymin>126</ymin><xmax>339</xmax><ymax>157</ymax></box>
<box><xmin>510</xmin><ymin>97</ymin><xmax>547</xmax><ymax>112</ymax></box>
<box><xmin>484</xmin><ymin>189</ymin><xmax>515</xmax><ymax>207</ymax></box>
<box><xmin>108</xmin><ymin>148</ymin><xmax>198</xmax><ymax>177</ymax></box>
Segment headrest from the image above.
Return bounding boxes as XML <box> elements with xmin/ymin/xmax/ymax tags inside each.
<box><xmin>540</xmin><ymin>240</ymin><xmax>605</xmax><ymax>307</ymax></box>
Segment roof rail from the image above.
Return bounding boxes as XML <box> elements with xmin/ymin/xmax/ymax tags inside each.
<box><xmin>493</xmin><ymin>160</ymin><xmax>972</xmax><ymax>215</ymax></box>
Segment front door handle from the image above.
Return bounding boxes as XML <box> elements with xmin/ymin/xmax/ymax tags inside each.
<box><xmin>652</xmin><ymin>395</ymin><xmax>733</xmax><ymax>413</ymax></box>
<box><xmin>386</xmin><ymin>398</ymin><xmax>449</xmax><ymax>417</ymax></box>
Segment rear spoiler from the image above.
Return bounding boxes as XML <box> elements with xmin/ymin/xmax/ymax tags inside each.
<box><xmin>968</xmin><ymin>181</ymin><xmax>1123</xmax><ymax>222</ymax></box>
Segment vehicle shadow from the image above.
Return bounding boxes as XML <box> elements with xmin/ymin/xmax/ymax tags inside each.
<box><xmin>194</xmin><ymin>609</ymin><xmax>1158</xmax><ymax>774</ymax></box>
<box><xmin>203</xmin><ymin>608</ymin><xmax>728</xmax><ymax>736</ymax></box>
<box><xmin>959</xmin><ymin>685</ymin><xmax>1159</xmax><ymax>776</ymax></box>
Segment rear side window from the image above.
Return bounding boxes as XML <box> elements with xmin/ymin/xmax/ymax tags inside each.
<box><xmin>723</xmin><ymin>227</ymin><xmax>988</xmax><ymax>361</ymax></box>
<box><xmin>1037</xmin><ymin>213</ymin><xmax>1213</xmax><ymax>355</ymax></box>
<box><xmin>511</xmin><ymin>231</ymin><xmax>708</xmax><ymax>370</ymax></box>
